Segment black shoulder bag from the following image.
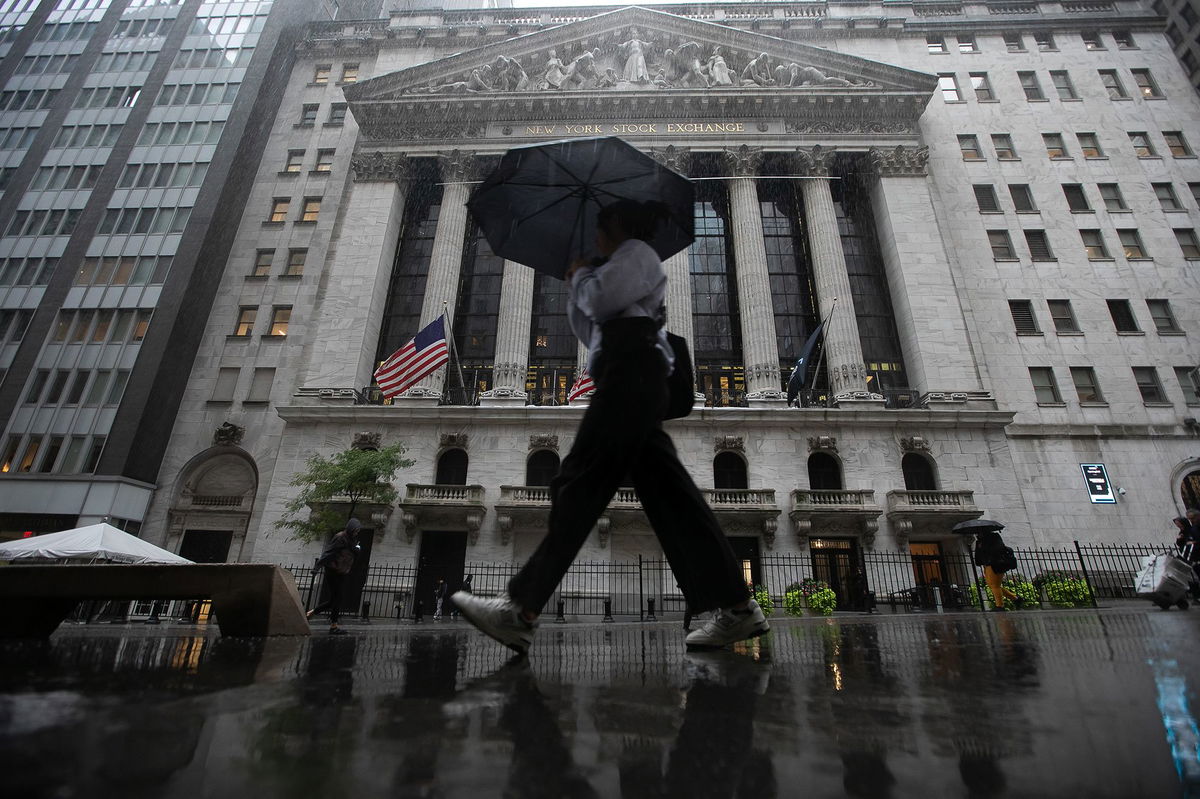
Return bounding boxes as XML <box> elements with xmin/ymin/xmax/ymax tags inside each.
<box><xmin>657</xmin><ymin>305</ymin><xmax>695</xmax><ymax>420</ymax></box>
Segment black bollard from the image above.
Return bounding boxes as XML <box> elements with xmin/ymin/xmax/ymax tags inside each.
<box><xmin>414</xmin><ymin>598</ymin><xmax>423</xmax><ymax>624</ymax></box>
<box><xmin>603</xmin><ymin>598</ymin><xmax>614</xmax><ymax>623</ymax></box>
<box><xmin>646</xmin><ymin>597</ymin><xmax>657</xmax><ymax>622</ymax></box>
<box><xmin>555</xmin><ymin>598</ymin><xmax>566</xmax><ymax>623</ymax></box>
<box><xmin>361</xmin><ymin>599</ymin><xmax>371</xmax><ymax>622</ymax></box>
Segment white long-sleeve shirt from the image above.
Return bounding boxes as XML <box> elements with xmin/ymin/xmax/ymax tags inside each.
<box><xmin>566</xmin><ymin>238</ymin><xmax>674</xmax><ymax>374</ymax></box>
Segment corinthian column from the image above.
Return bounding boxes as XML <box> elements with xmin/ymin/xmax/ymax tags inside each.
<box><xmin>722</xmin><ymin>145</ymin><xmax>783</xmax><ymax>403</ymax></box>
<box><xmin>403</xmin><ymin>150</ymin><xmax>477</xmax><ymax>399</ymax></box>
<box><xmin>795</xmin><ymin>145</ymin><xmax>878</xmax><ymax>405</ymax></box>
<box><xmin>302</xmin><ymin>152</ymin><xmax>408</xmax><ymax>394</ymax></box>
<box><xmin>650</xmin><ymin>146</ymin><xmax>695</xmax><ymax>343</ymax></box>
<box><xmin>479</xmin><ymin>259</ymin><xmax>533</xmax><ymax>406</ymax></box>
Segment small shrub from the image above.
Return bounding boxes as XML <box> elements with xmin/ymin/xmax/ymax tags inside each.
<box><xmin>753</xmin><ymin>585</ymin><xmax>774</xmax><ymax>616</ymax></box>
<box><xmin>969</xmin><ymin>572</ymin><xmax>1039</xmax><ymax>609</ymax></box>
<box><xmin>1034</xmin><ymin>572</ymin><xmax>1092</xmax><ymax>608</ymax></box>
<box><xmin>807</xmin><ymin>587</ymin><xmax>838</xmax><ymax>616</ymax></box>
<box><xmin>783</xmin><ymin>589</ymin><xmax>806</xmax><ymax>617</ymax></box>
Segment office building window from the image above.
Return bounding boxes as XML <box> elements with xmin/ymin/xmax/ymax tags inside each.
<box><xmin>247</xmin><ymin>368</ymin><xmax>275</xmax><ymax>402</ymax></box>
<box><xmin>958</xmin><ymin>135</ymin><xmax>983</xmax><ymax>160</ymax></box>
<box><xmin>1099</xmin><ymin>184</ymin><xmax>1127</xmax><ymax>211</ymax></box>
<box><xmin>1154</xmin><ymin>183</ymin><xmax>1182</xmax><ymax>211</ymax></box>
<box><xmin>1118</xmin><ymin>229</ymin><xmax>1147</xmax><ymax>258</ymax></box>
<box><xmin>970</xmin><ymin>73</ymin><xmax>994</xmax><ymax>101</ymax></box>
<box><xmin>1048</xmin><ymin>300</ymin><xmax>1080</xmax><ymax>333</ymax></box>
<box><xmin>989</xmin><ymin>230</ymin><xmax>1016</xmax><ymax>259</ymax></box>
<box><xmin>299</xmin><ymin>104</ymin><xmax>318</xmax><ymax>125</ymax></box>
<box><xmin>234</xmin><ymin>306</ymin><xmax>257</xmax><ymax>336</ymax></box>
<box><xmin>1044</xmin><ymin>133</ymin><xmax>1068</xmax><ymax>158</ymax></box>
<box><xmin>1107</xmin><ymin>299</ymin><xmax>1140</xmax><ymax>332</ymax></box>
<box><xmin>24</xmin><ymin>370</ymin><xmax>49</xmax><ymax>404</ymax></box>
<box><xmin>1025</xmin><ymin>230</ymin><xmax>1054</xmax><ymax>260</ymax></box>
<box><xmin>1099</xmin><ymin>70</ymin><xmax>1127</xmax><ymax>99</ymax></box>
<box><xmin>1010</xmin><ymin>184</ymin><xmax>1037</xmax><ymax>212</ymax></box>
<box><xmin>1164</xmin><ymin>132</ymin><xmax>1193</xmax><ymax>157</ymax></box>
<box><xmin>1019</xmin><ymin>71</ymin><xmax>1045</xmax><ymax>100</ymax></box>
<box><xmin>1004</xmin><ymin>33</ymin><xmax>1025</xmax><ymax>52</ymax></box>
<box><xmin>1009</xmin><ymin>300</ymin><xmax>1039</xmax><ymax>334</ymax></box>
<box><xmin>1131</xmin><ymin>69</ymin><xmax>1161</xmax><ymax>98</ymax></box>
<box><xmin>1034</xmin><ymin>31</ymin><xmax>1055</xmax><ymax>50</ymax></box>
<box><xmin>252</xmin><ymin>249</ymin><xmax>273</xmax><ymax>277</ymax></box>
<box><xmin>268</xmin><ymin>198</ymin><xmax>289</xmax><ymax>223</ymax></box>
<box><xmin>300</xmin><ymin>198</ymin><xmax>321</xmax><ymax>223</ymax></box>
<box><xmin>315</xmin><ymin>149</ymin><xmax>335</xmax><ymax>173</ymax></box>
<box><xmin>1029</xmin><ymin>367</ymin><xmax>1062</xmax><ymax>403</ymax></box>
<box><xmin>958</xmin><ymin>34</ymin><xmax>978</xmax><ymax>53</ymax></box>
<box><xmin>1133</xmin><ymin>367</ymin><xmax>1166</xmax><ymax>403</ymax></box>
<box><xmin>286</xmin><ymin>249</ymin><xmax>307</xmax><ymax>276</ymax></box>
<box><xmin>938</xmin><ymin>74</ymin><xmax>961</xmax><ymax>102</ymax></box>
<box><xmin>1081</xmin><ymin>229</ymin><xmax>1110</xmax><ymax>259</ymax></box>
<box><xmin>1064</xmin><ymin>184</ymin><xmax>1091</xmax><ymax>212</ymax></box>
<box><xmin>268</xmin><ymin>306</ymin><xmax>290</xmax><ymax>337</ymax></box>
<box><xmin>313</xmin><ymin>64</ymin><xmax>330</xmax><ymax>85</ymax></box>
<box><xmin>1113</xmin><ymin>30</ymin><xmax>1135</xmax><ymax>48</ymax></box>
<box><xmin>327</xmin><ymin>103</ymin><xmax>347</xmax><ymax>125</ymax></box>
<box><xmin>991</xmin><ymin>134</ymin><xmax>1017</xmax><ymax>159</ymax></box>
<box><xmin>284</xmin><ymin>150</ymin><xmax>304</xmax><ymax>174</ymax></box>
<box><xmin>212</xmin><ymin>368</ymin><xmax>238</xmax><ymax>402</ymax></box>
<box><xmin>1175</xmin><ymin>229</ymin><xmax>1200</xmax><ymax>259</ymax></box>
<box><xmin>974</xmin><ymin>184</ymin><xmax>1000</xmax><ymax>213</ymax></box>
<box><xmin>340</xmin><ymin>63</ymin><xmax>359</xmax><ymax>83</ymax></box>
<box><xmin>1191</xmin><ymin>183</ymin><xmax>1200</xmax><ymax>209</ymax></box>
<box><xmin>1077</xmin><ymin>133</ymin><xmax>1104</xmax><ymax>158</ymax></box>
<box><xmin>927</xmin><ymin>35</ymin><xmax>947</xmax><ymax>53</ymax></box>
<box><xmin>1175</xmin><ymin>367</ymin><xmax>1200</xmax><ymax>405</ymax></box>
<box><xmin>1050</xmin><ymin>70</ymin><xmax>1077</xmax><ymax>99</ymax></box>
<box><xmin>1147</xmin><ymin>299</ymin><xmax>1181</xmax><ymax>333</ymax></box>
<box><xmin>1081</xmin><ymin>31</ymin><xmax>1104</xmax><ymax>50</ymax></box>
<box><xmin>1070</xmin><ymin>367</ymin><xmax>1104</xmax><ymax>403</ymax></box>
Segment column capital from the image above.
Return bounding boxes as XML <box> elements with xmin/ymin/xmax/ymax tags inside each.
<box><xmin>350</xmin><ymin>151</ymin><xmax>409</xmax><ymax>183</ymax></box>
<box><xmin>721</xmin><ymin>144</ymin><xmax>763</xmax><ymax>177</ymax></box>
<box><xmin>437</xmin><ymin>149</ymin><xmax>482</xmax><ymax>182</ymax></box>
<box><xmin>649</xmin><ymin>145</ymin><xmax>692</xmax><ymax>175</ymax></box>
<box><xmin>865</xmin><ymin>145</ymin><xmax>929</xmax><ymax>178</ymax></box>
<box><xmin>794</xmin><ymin>145</ymin><xmax>837</xmax><ymax>177</ymax></box>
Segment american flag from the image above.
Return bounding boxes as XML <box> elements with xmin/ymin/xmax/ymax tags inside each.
<box><xmin>374</xmin><ymin>314</ymin><xmax>450</xmax><ymax>398</ymax></box>
<box><xmin>567</xmin><ymin>370</ymin><xmax>595</xmax><ymax>403</ymax></box>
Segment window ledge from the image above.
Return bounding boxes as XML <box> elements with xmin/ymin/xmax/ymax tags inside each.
<box><xmin>1186</xmin><ymin>402</ymin><xmax>1200</xmax><ymax>408</ymax></box>
<box><xmin>1185</xmin><ymin>256</ymin><xmax>1200</xmax><ymax>261</ymax></box>
<box><xmin>1036</xmin><ymin>402</ymin><xmax>1067</xmax><ymax>407</ymax></box>
<box><xmin>1143</xmin><ymin>401</ymin><xmax>1174</xmax><ymax>407</ymax></box>
<box><xmin>979</xmin><ymin>210</ymin><xmax>1004</xmax><ymax>215</ymax></box>
<box><xmin>1016</xmin><ymin>331</ymin><xmax>1044</xmax><ymax>337</ymax></box>
<box><xmin>293</xmin><ymin>123</ymin><xmax>314</xmax><ymax>129</ymax></box>
<box><xmin>1060</xmin><ymin>98</ymin><xmax>1083</xmax><ymax>102</ymax></box>
<box><xmin>943</xmin><ymin>99</ymin><xmax>967</xmax><ymax>104</ymax></box>
<box><xmin>335</xmin><ymin>81</ymin><xmax>358</xmax><ymax>87</ymax></box>
<box><xmin>1031</xmin><ymin>258</ymin><xmax>1058</xmax><ymax>262</ymax></box>
<box><xmin>996</xmin><ymin>157</ymin><xmax>1021</xmax><ymax>162</ymax></box>
<box><xmin>1079</xmin><ymin>401</ymin><xmax>1109</xmax><ymax>407</ymax></box>
<box><xmin>1116</xmin><ymin>331</ymin><xmax>1145</xmax><ymax>336</ymax></box>
<box><xmin>279</xmin><ymin>273</ymin><xmax>303</xmax><ymax>280</ymax></box>
<box><xmin>1126</xmin><ymin>257</ymin><xmax>1153</xmax><ymax>262</ymax></box>
<box><xmin>307</xmin><ymin>82</ymin><xmax>330</xmax><ymax>88</ymax></box>
<box><xmin>977</xmin><ymin>99</ymin><xmax>1000</xmax><ymax>103</ymax></box>
<box><xmin>262</xmin><ymin>221</ymin><xmax>285</xmax><ymax>228</ymax></box>
<box><xmin>1144</xmin><ymin>96</ymin><xmax>1166</xmax><ymax>100</ymax></box>
<box><xmin>322</xmin><ymin>122</ymin><xmax>345</xmax><ymax>128</ymax></box>
<box><xmin>1172</xmin><ymin>155</ymin><xmax>1198</xmax><ymax>160</ymax></box>
<box><xmin>1088</xmin><ymin>257</ymin><xmax>1116</xmax><ymax>262</ymax></box>
<box><xmin>1027</xmin><ymin>98</ymin><xmax>1050</xmax><ymax>103</ymax></box>
<box><xmin>962</xmin><ymin>158</ymin><xmax>987</xmax><ymax>162</ymax></box>
<box><xmin>277</xmin><ymin>170</ymin><xmax>301</xmax><ymax>177</ymax></box>
<box><xmin>1071</xmin><ymin>209</ymin><xmax>1096</xmax><ymax>214</ymax></box>
<box><xmin>1083</xmin><ymin>156</ymin><xmax>1108</xmax><ymax>160</ymax></box>
<box><xmin>1137</xmin><ymin>156</ymin><xmax>1163</xmax><ymax>160</ymax></box>
<box><xmin>260</xmin><ymin>334</ymin><xmax>287</xmax><ymax>340</ymax></box>
<box><xmin>206</xmin><ymin>400</ymin><xmax>234</xmax><ymax>406</ymax></box>
<box><xmin>1056</xmin><ymin>331</ymin><xmax>1084</xmax><ymax>336</ymax></box>
<box><xmin>1157</xmin><ymin>330</ymin><xmax>1186</xmax><ymax>336</ymax></box>
<box><xmin>244</xmin><ymin>274</ymin><xmax>268</xmax><ymax>281</ymax></box>
<box><xmin>1050</xmin><ymin>156</ymin><xmax>1074</xmax><ymax>161</ymax></box>
<box><xmin>242</xmin><ymin>400</ymin><xmax>270</xmax><ymax>406</ymax></box>
<box><xmin>226</xmin><ymin>334</ymin><xmax>252</xmax><ymax>341</ymax></box>
<box><xmin>995</xmin><ymin>257</ymin><xmax>1021</xmax><ymax>262</ymax></box>
<box><xmin>294</xmin><ymin>220</ymin><xmax>317</xmax><ymax>227</ymax></box>
<box><xmin>308</xmin><ymin>169</ymin><xmax>331</xmax><ymax>176</ymax></box>
<box><xmin>1163</xmin><ymin>208</ymin><xmax>1190</xmax><ymax>213</ymax></box>
<box><xmin>1106</xmin><ymin>209</ymin><xmax>1132</xmax><ymax>213</ymax></box>
<box><xmin>1016</xmin><ymin>210</ymin><xmax>1041</xmax><ymax>214</ymax></box>
<box><xmin>1110</xmin><ymin>96</ymin><xmax>1132</xmax><ymax>101</ymax></box>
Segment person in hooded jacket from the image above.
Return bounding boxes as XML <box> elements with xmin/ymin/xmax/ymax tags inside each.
<box><xmin>974</xmin><ymin>530</ymin><xmax>1019</xmax><ymax>611</ymax></box>
<box><xmin>307</xmin><ymin>518</ymin><xmax>362</xmax><ymax>635</ymax></box>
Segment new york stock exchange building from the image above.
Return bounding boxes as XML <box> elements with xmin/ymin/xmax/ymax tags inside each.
<box><xmin>142</xmin><ymin>0</ymin><xmax>1200</xmax><ymax>614</ymax></box>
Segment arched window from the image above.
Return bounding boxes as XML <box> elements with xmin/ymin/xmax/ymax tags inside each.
<box><xmin>713</xmin><ymin>452</ymin><xmax>748</xmax><ymax>489</ymax></box>
<box><xmin>1183</xmin><ymin>469</ymin><xmax>1200</xmax><ymax>511</ymax></box>
<box><xmin>808</xmin><ymin>452</ymin><xmax>842</xmax><ymax>490</ymax></box>
<box><xmin>902</xmin><ymin>453</ymin><xmax>938</xmax><ymax>491</ymax></box>
<box><xmin>526</xmin><ymin>450</ymin><xmax>560</xmax><ymax>487</ymax></box>
<box><xmin>435</xmin><ymin>448</ymin><xmax>468</xmax><ymax>485</ymax></box>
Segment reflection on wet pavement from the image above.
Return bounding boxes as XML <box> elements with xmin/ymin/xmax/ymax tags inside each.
<box><xmin>1</xmin><ymin>609</ymin><xmax>1197</xmax><ymax>798</ymax></box>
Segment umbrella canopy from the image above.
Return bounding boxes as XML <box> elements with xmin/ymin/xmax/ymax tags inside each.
<box><xmin>951</xmin><ymin>519</ymin><xmax>1005</xmax><ymax>535</ymax></box>
<box><xmin>0</xmin><ymin>523</ymin><xmax>192</xmax><ymax>564</ymax></box>
<box><xmin>467</xmin><ymin>136</ymin><xmax>694</xmax><ymax>279</ymax></box>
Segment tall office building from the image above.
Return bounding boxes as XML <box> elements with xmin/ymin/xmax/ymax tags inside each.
<box><xmin>1155</xmin><ymin>0</ymin><xmax>1200</xmax><ymax>94</ymax></box>
<box><xmin>0</xmin><ymin>0</ymin><xmax>332</xmax><ymax>538</ymax></box>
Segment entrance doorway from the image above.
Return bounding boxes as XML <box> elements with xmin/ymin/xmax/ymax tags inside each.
<box><xmin>809</xmin><ymin>537</ymin><xmax>864</xmax><ymax>610</ymax></box>
<box><xmin>909</xmin><ymin>541</ymin><xmax>961</xmax><ymax>609</ymax></box>
<box><xmin>728</xmin><ymin>536</ymin><xmax>761</xmax><ymax>589</ymax></box>
<box><xmin>415</xmin><ymin>531</ymin><xmax>467</xmax><ymax>617</ymax></box>
<box><xmin>179</xmin><ymin>530</ymin><xmax>233</xmax><ymax>563</ymax></box>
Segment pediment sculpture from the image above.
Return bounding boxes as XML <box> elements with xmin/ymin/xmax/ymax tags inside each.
<box><xmin>408</xmin><ymin>28</ymin><xmax>873</xmax><ymax>96</ymax></box>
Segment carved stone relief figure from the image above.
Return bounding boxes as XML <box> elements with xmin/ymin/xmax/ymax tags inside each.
<box><xmin>618</xmin><ymin>28</ymin><xmax>652</xmax><ymax>83</ymax></box>
<box><xmin>541</xmin><ymin>49</ymin><xmax>565</xmax><ymax>90</ymax></box>
<box><xmin>706</xmin><ymin>46</ymin><xmax>733</xmax><ymax>86</ymax></box>
<box><xmin>561</xmin><ymin>49</ymin><xmax>600</xmax><ymax>89</ymax></box>
<box><xmin>740</xmin><ymin>52</ymin><xmax>775</xmax><ymax>86</ymax></box>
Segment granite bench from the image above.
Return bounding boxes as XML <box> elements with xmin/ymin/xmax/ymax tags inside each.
<box><xmin>0</xmin><ymin>563</ymin><xmax>311</xmax><ymax>638</ymax></box>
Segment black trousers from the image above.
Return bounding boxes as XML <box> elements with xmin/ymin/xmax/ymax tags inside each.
<box><xmin>508</xmin><ymin>317</ymin><xmax>749</xmax><ymax>615</ymax></box>
<box><xmin>313</xmin><ymin>569</ymin><xmax>346</xmax><ymax>624</ymax></box>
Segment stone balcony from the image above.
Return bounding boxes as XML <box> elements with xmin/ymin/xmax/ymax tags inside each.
<box><xmin>885</xmin><ymin>489</ymin><xmax>982</xmax><ymax>542</ymax></box>
<box><xmin>789</xmin><ymin>489</ymin><xmax>883</xmax><ymax>547</ymax></box>
<box><xmin>398</xmin><ymin>483</ymin><xmax>486</xmax><ymax>543</ymax></box>
<box><xmin>701</xmin><ymin>488</ymin><xmax>781</xmax><ymax>547</ymax></box>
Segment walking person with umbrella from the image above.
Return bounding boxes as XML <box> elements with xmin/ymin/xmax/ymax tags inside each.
<box><xmin>455</xmin><ymin>142</ymin><xmax>767</xmax><ymax>654</ymax></box>
<box><xmin>955</xmin><ymin>519</ymin><xmax>1019</xmax><ymax>611</ymax></box>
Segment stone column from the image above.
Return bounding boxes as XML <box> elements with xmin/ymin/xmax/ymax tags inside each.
<box><xmin>865</xmin><ymin>146</ymin><xmax>991</xmax><ymax>408</ymax></box>
<box><xmin>479</xmin><ymin>259</ymin><xmax>533</xmax><ymax>406</ymax></box>
<box><xmin>403</xmin><ymin>150</ymin><xmax>477</xmax><ymax>399</ymax></box>
<box><xmin>650</xmin><ymin>146</ymin><xmax>696</xmax><ymax>343</ymax></box>
<box><xmin>721</xmin><ymin>145</ymin><xmax>784</xmax><ymax>403</ymax></box>
<box><xmin>301</xmin><ymin>152</ymin><xmax>408</xmax><ymax>394</ymax></box>
<box><xmin>795</xmin><ymin>145</ymin><xmax>879</xmax><ymax>405</ymax></box>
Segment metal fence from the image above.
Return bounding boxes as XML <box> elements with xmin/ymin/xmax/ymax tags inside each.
<box><xmin>276</xmin><ymin>541</ymin><xmax>1172</xmax><ymax>623</ymax></box>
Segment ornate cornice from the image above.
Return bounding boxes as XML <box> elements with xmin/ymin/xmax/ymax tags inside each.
<box><xmin>722</xmin><ymin>144</ymin><xmax>762</xmax><ymax>177</ymax></box>
<box><xmin>350</xmin><ymin>151</ymin><xmax>409</xmax><ymax>183</ymax></box>
<box><xmin>865</xmin><ymin>145</ymin><xmax>930</xmax><ymax>178</ymax></box>
<box><xmin>794</xmin><ymin>144</ymin><xmax>837</xmax><ymax>177</ymax></box>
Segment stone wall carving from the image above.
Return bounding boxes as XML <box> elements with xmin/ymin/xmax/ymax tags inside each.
<box><xmin>808</xmin><ymin>435</ymin><xmax>838</xmax><ymax>453</ymax></box>
<box><xmin>352</xmin><ymin>431</ymin><xmax>382</xmax><ymax>451</ymax></box>
<box><xmin>530</xmin><ymin>434</ymin><xmax>559</xmax><ymax>451</ymax></box>
<box><xmin>899</xmin><ymin>436</ymin><xmax>931</xmax><ymax>452</ymax></box>
<box><xmin>721</xmin><ymin>144</ymin><xmax>762</xmax><ymax>177</ymax></box>
<box><xmin>714</xmin><ymin>436</ymin><xmax>745</xmax><ymax>453</ymax></box>
<box><xmin>349</xmin><ymin>151</ymin><xmax>408</xmax><ymax>183</ymax></box>
<box><xmin>440</xmin><ymin>432</ymin><xmax>468</xmax><ymax>449</ymax></box>
<box><xmin>865</xmin><ymin>145</ymin><xmax>930</xmax><ymax>178</ymax></box>
<box><xmin>213</xmin><ymin>422</ymin><xmax>244</xmax><ymax>446</ymax></box>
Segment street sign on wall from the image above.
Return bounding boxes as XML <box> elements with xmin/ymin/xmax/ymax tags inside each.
<box><xmin>1081</xmin><ymin>463</ymin><xmax>1117</xmax><ymax>504</ymax></box>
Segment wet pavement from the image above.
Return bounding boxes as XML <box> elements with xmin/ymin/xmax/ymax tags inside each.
<box><xmin>2</xmin><ymin>607</ymin><xmax>1199</xmax><ymax>798</ymax></box>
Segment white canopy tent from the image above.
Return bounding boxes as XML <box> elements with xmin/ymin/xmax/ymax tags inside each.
<box><xmin>0</xmin><ymin>523</ymin><xmax>192</xmax><ymax>564</ymax></box>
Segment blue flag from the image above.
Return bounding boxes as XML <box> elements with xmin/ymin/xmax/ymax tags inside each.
<box><xmin>786</xmin><ymin>322</ymin><xmax>825</xmax><ymax>404</ymax></box>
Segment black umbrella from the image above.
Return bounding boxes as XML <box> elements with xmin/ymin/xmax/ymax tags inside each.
<box><xmin>951</xmin><ymin>519</ymin><xmax>1005</xmax><ymax>535</ymax></box>
<box><xmin>467</xmin><ymin>136</ymin><xmax>694</xmax><ymax>279</ymax></box>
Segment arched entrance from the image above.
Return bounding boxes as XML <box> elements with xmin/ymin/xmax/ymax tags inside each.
<box><xmin>168</xmin><ymin>449</ymin><xmax>258</xmax><ymax>564</ymax></box>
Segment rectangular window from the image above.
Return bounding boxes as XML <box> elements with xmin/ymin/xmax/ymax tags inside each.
<box><xmin>65</xmin><ymin>371</ymin><xmax>89</xmax><ymax>404</ymax></box>
<box><xmin>1164</xmin><ymin>132</ymin><xmax>1193</xmax><ymax>157</ymax></box>
<box><xmin>991</xmin><ymin>134</ymin><xmax>1017</xmax><ymax>159</ymax></box>
<box><xmin>1147</xmin><ymin>299</ymin><xmax>1180</xmax><ymax>333</ymax></box>
<box><xmin>1176</xmin><ymin>229</ymin><xmax>1200</xmax><ymax>259</ymax></box>
<box><xmin>1081</xmin><ymin>229</ymin><xmax>1110</xmax><ymax>259</ymax></box>
<box><xmin>1081</xmin><ymin>31</ymin><xmax>1104</xmax><ymax>50</ymax></box>
<box><xmin>1071</xmin><ymin>367</ymin><xmax>1104</xmax><ymax>403</ymax></box>
<box><xmin>1176</xmin><ymin>367</ymin><xmax>1200</xmax><ymax>405</ymax></box>
<box><xmin>1154</xmin><ymin>183</ymin><xmax>1182</xmax><ymax>211</ymax></box>
<box><xmin>131</xmin><ymin>311</ymin><xmax>151</xmax><ymax>342</ymax></box>
<box><xmin>284</xmin><ymin>150</ymin><xmax>304</xmax><ymax>173</ymax></box>
<box><xmin>268</xmin><ymin>306</ymin><xmax>291</xmax><ymax>337</ymax></box>
<box><xmin>340</xmin><ymin>63</ymin><xmax>359</xmax><ymax>83</ymax></box>
<box><xmin>958</xmin><ymin>35</ymin><xmax>978</xmax><ymax>53</ymax></box>
<box><xmin>327</xmin><ymin>103</ymin><xmax>347</xmax><ymax>125</ymax></box>
<box><xmin>1063</xmin><ymin>184</ymin><xmax>1091</xmax><ymax>212</ymax></box>
<box><xmin>1113</xmin><ymin>30</ymin><xmax>1135</xmax><ymax>48</ymax></box>
<box><xmin>252</xmin><ymin>249</ymin><xmax>273</xmax><ymax>277</ymax></box>
<box><xmin>18</xmin><ymin>437</ymin><xmax>43</xmax><ymax>473</ymax></box>
<box><xmin>989</xmin><ymin>230</ymin><xmax>1016</xmax><ymax>259</ymax></box>
<box><xmin>926</xmin><ymin>35</ymin><xmax>947</xmax><ymax>53</ymax></box>
<box><xmin>44</xmin><ymin>370</ymin><xmax>69</xmax><ymax>404</ymax></box>
<box><xmin>1004</xmin><ymin>33</ymin><xmax>1024</xmax><ymax>52</ymax></box>
<box><xmin>1099</xmin><ymin>70</ymin><xmax>1127</xmax><ymax>99</ymax></box>
<box><xmin>24</xmin><ymin>369</ymin><xmax>49</xmax><ymax>404</ymax></box>
<box><xmin>1129</xmin><ymin>132</ymin><xmax>1155</xmax><ymax>157</ymax></box>
<box><xmin>212</xmin><ymin>367</ymin><xmax>238</xmax><ymax>402</ymax></box>
<box><xmin>938</xmin><ymin>74</ymin><xmax>961</xmax><ymax>102</ymax></box>
<box><xmin>82</xmin><ymin>436</ymin><xmax>105</xmax><ymax>473</ymax></box>
<box><xmin>958</xmin><ymin>135</ymin><xmax>983</xmax><ymax>160</ymax></box>
<box><xmin>1034</xmin><ymin>32</ymin><xmax>1055</xmax><ymax>51</ymax></box>
<box><xmin>84</xmin><ymin>371</ymin><xmax>110</xmax><ymax>405</ymax></box>
<box><xmin>313</xmin><ymin>64</ymin><xmax>331</xmax><ymax>85</ymax></box>
<box><xmin>974</xmin><ymin>184</ymin><xmax>1000</xmax><ymax>213</ymax></box>
<box><xmin>299</xmin><ymin>104</ymin><xmax>318</xmax><ymax>125</ymax></box>
<box><xmin>1025</xmin><ymin>230</ymin><xmax>1054</xmax><ymax>260</ymax></box>
<box><xmin>1131</xmin><ymin>69</ymin><xmax>1161</xmax><ymax>98</ymax></box>
<box><xmin>970</xmin><ymin>72</ymin><xmax>994</xmax><ymax>101</ymax></box>
<box><xmin>286</xmin><ymin>249</ymin><xmax>307</xmax><ymax>276</ymax></box>
<box><xmin>1019</xmin><ymin>71</ymin><xmax>1045</xmax><ymax>101</ymax></box>
<box><xmin>1118</xmin><ymin>229</ymin><xmax>1147</xmax><ymax>259</ymax></box>
<box><xmin>234</xmin><ymin>306</ymin><xmax>257</xmax><ymax>336</ymax></box>
<box><xmin>1133</xmin><ymin>367</ymin><xmax>1166</xmax><ymax>403</ymax></box>
<box><xmin>1099</xmin><ymin>183</ymin><xmax>1127</xmax><ymax>211</ymax></box>
<box><xmin>1077</xmin><ymin>132</ymin><xmax>1104</xmax><ymax>158</ymax></box>
<box><xmin>269</xmin><ymin>198</ymin><xmax>289</xmax><ymax>223</ymax></box>
<box><xmin>1009</xmin><ymin>299</ymin><xmax>1039</xmax><ymax>334</ymax></box>
<box><xmin>1191</xmin><ymin>183</ymin><xmax>1200</xmax><ymax>209</ymax></box>
<box><xmin>1029</xmin><ymin>367</ymin><xmax>1062</xmax><ymax>403</ymax></box>
<box><xmin>1047</xmin><ymin>300</ymin><xmax>1080</xmax><ymax>333</ymax></box>
<box><xmin>315</xmin><ymin>149</ymin><xmax>335</xmax><ymax>173</ymax></box>
<box><xmin>1107</xmin><ymin>299</ymin><xmax>1140</xmax><ymax>332</ymax></box>
<box><xmin>1044</xmin><ymin>133</ymin><xmax>1068</xmax><ymax>158</ymax></box>
<box><xmin>1010</xmin><ymin>184</ymin><xmax>1037</xmax><ymax>212</ymax></box>
<box><xmin>247</xmin><ymin>367</ymin><xmax>275</xmax><ymax>402</ymax></box>
<box><xmin>1050</xmin><ymin>70</ymin><xmax>1078</xmax><ymax>100</ymax></box>
<box><xmin>300</xmin><ymin>198</ymin><xmax>321</xmax><ymax>223</ymax></box>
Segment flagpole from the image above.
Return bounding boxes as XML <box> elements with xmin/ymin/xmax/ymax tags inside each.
<box><xmin>442</xmin><ymin>302</ymin><xmax>470</xmax><ymax>404</ymax></box>
<box><xmin>807</xmin><ymin>296</ymin><xmax>838</xmax><ymax>408</ymax></box>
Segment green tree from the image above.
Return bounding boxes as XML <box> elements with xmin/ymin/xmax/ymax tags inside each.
<box><xmin>274</xmin><ymin>442</ymin><xmax>412</xmax><ymax>543</ymax></box>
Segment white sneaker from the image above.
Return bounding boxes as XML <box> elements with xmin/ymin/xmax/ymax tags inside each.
<box><xmin>452</xmin><ymin>592</ymin><xmax>537</xmax><ymax>655</ymax></box>
<box><xmin>684</xmin><ymin>599</ymin><xmax>770</xmax><ymax>650</ymax></box>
